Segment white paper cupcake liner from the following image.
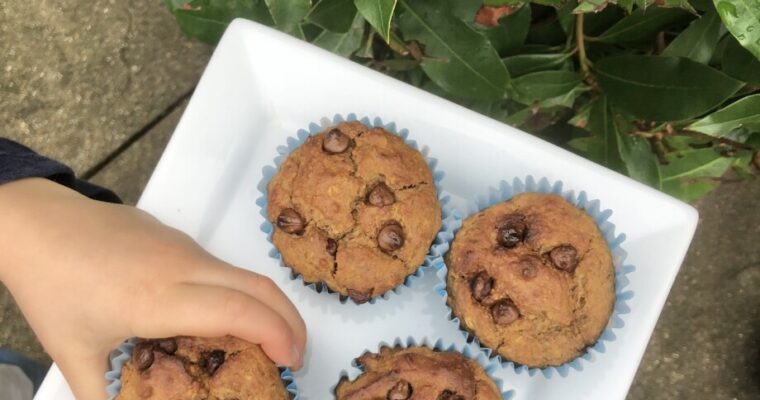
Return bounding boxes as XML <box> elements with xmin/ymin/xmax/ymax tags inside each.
<box><xmin>104</xmin><ymin>339</ymin><xmax>298</xmax><ymax>399</ymax></box>
<box><xmin>332</xmin><ymin>337</ymin><xmax>514</xmax><ymax>399</ymax></box>
<box><xmin>434</xmin><ymin>176</ymin><xmax>635</xmax><ymax>378</ymax></box>
<box><xmin>255</xmin><ymin>113</ymin><xmax>454</xmax><ymax>305</ymax></box>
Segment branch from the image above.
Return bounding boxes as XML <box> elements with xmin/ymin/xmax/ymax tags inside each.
<box><xmin>576</xmin><ymin>14</ymin><xmax>590</xmax><ymax>78</ymax></box>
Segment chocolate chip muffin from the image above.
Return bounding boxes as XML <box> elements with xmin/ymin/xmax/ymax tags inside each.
<box><xmin>267</xmin><ymin>121</ymin><xmax>441</xmax><ymax>303</ymax></box>
<box><xmin>334</xmin><ymin>346</ymin><xmax>502</xmax><ymax>399</ymax></box>
<box><xmin>116</xmin><ymin>336</ymin><xmax>290</xmax><ymax>400</ymax></box>
<box><xmin>446</xmin><ymin>192</ymin><xmax>615</xmax><ymax>368</ymax></box>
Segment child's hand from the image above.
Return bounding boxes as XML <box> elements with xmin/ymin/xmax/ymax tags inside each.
<box><xmin>0</xmin><ymin>178</ymin><xmax>306</xmax><ymax>400</ymax></box>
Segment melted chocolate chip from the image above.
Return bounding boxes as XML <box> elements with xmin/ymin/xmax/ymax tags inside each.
<box><xmin>322</xmin><ymin>128</ymin><xmax>351</xmax><ymax>154</ymax></box>
<box><xmin>387</xmin><ymin>379</ymin><xmax>412</xmax><ymax>400</ymax></box>
<box><xmin>549</xmin><ymin>245</ymin><xmax>578</xmax><ymax>273</ymax></box>
<box><xmin>326</xmin><ymin>238</ymin><xmax>338</xmax><ymax>256</ymax></box>
<box><xmin>377</xmin><ymin>222</ymin><xmax>404</xmax><ymax>253</ymax></box>
<box><xmin>491</xmin><ymin>298</ymin><xmax>520</xmax><ymax>325</ymax></box>
<box><xmin>156</xmin><ymin>338</ymin><xmax>177</xmax><ymax>355</ymax></box>
<box><xmin>438</xmin><ymin>390</ymin><xmax>465</xmax><ymax>400</ymax></box>
<box><xmin>470</xmin><ymin>271</ymin><xmax>493</xmax><ymax>302</ymax></box>
<box><xmin>277</xmin><ymin>208</ymin><xmax>305</xmax><ymax>235</ymax></box>
<box><xmin>347</xmin><ymin>288</ymin><xmax>372</xmax><ymax>304</ymax></box>
<box><xmin>200</xmin><ymin>350</ymin><xmax>226</xmax><ymax>375</ymax></box>
<box><xmin>367</xmin><ymin>182</ymin><xmax>395</xmax><ymax>207</ymax></box>
<box><xmin>497</xmin><ymin>213</ymin><xmax>527</xmax><ymax>248</ymax></box>
<box><xmin>132</xmin><ymin>342</ymin><xmax>155</xmax><ymax>372</ymax></box>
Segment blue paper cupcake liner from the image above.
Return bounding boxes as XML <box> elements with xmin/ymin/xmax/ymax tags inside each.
<box><xmin>256</xmin><ymin>114</ymin><xmax>455</xmax><ymax>305</ymax></box>
<box><xmin>104</xmin><ymin>339</ymin><xmax>298</xmax><ymax>399</ymax></box>
<box><xmin>434</xmin><ymin>176</ymin><xmax>635</xmax><ymax>378</ymax></box>
<box><xmin>332</xmin><ymin>337</ymin><xmax>514</xmax><ymax>399</ymax></box>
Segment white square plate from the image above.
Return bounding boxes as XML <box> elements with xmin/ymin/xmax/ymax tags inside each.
<box><xmin>35</xmin><ymin>19</ymin><xmax>698</xmax><ymax>400</ymax></box>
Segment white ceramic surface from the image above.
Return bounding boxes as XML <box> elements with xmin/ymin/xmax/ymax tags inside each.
<box><xmin>35</xmin><ymin>19</ymin><xmax>698</xmax><ymax>400</ymax></box>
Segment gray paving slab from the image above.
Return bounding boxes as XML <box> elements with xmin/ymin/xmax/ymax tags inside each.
<box><xmin>0</xmin><ymin>0</ymin><xmax>211</xmax><ymax>175</ymax></box>
<box><xmin>90</xmin><ymin>100</ymin><xmax>187</xmax><ymax>205</ymax></box>
<box><xmin>628</xmin><ymin>179</ymin><xmax>760</xmax><ymax>400</ymax></box>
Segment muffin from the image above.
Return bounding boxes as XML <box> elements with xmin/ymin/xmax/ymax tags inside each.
<box><xmin>116</xmin><ymin>336</ymin><xmax>290</xmax><ymax>399</ymax></box>
<box><xmin>334</xmin><ymin>346</ymin><xmax>502</xmax><ymax>399</ymax></box>
<box><xmin>267</xmin><ymin>121</ymin><xmax>442</xmax><ymax>303</ymax></box>
<box><xmin>445</xmin><ymin>192</ymin><xmax>615</xmax><ymax>367</ymax></box>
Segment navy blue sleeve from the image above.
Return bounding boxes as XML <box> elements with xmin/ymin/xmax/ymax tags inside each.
<box><xmin>0</xmin><ymin>138</ymin><xmax>121</xmax><ymax>203</ymax></box>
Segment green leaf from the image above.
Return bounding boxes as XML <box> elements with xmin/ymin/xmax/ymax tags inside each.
<box><xmin>355</xmin><ymin>0</ymin><xmax>397</xmax><ymax>42</ymax></box>
<box><xmin>511</xmin><ymin>71</ymin><xmax>582</xmax><ymax>104</ymax></box>
<box><xmin>594</xmin><ymin>55</ymin><xmax>744</xmax><ymax>121</ymax></box>
<box><xmin>617</xmin><ymin>0</ymin><xmax>635</xmax><ymax>12</ymax></box>
<box><xmin>619</xmin><ymin>132</ymin><xmax>662</xmax><ymax>186</ymax></box>
<box><xmin>596</xmin><ymin>8</ymin><xmax>692</xmax><ymax>44</ymax></box>
<box><xmin>658</xmin><ymin>0</ymin><xmax>697</xmax><ymax>13</ymax></box>
<box><xmin>588</xmin><ymin>97</ymin><xmax>625</xmax><ymax>172</ymax></box>
<box><xmin>557</xmin><ymin>1</ymin><xmax>576</xmax><ymax>34</ymax></box>
<box><xmin>450</xmin><ymin>0</ymin><xmax>481</xmax><ymax>21</ymax></box>
<box><xmin>722</xmin><ymin>36</ymin><xmax>760</xmax><ymax>84</ymax></box>
<box><xmin>663</xmin><ymin>179</ymin><xmax>719</xmax><ymax>202</ymax></box>
<box><xmin>307</xmin><ymin>0</ymin><xmax>356</xmax><ymax>33</ymax></box>
<box><xmin>537</xmin><ymin>83</ymin><xmax>589</xmax><ymax>108</ymax></box>
<box><xmin>661</xmin><ymin>148</ymin><xmax>733</xmax><ymax>181</ymax></box>
<box><xmin>662</xmin><ymin>10</ymin><xmax>722</xmax><ymax>63</ymax></box>
<box><xmin>312</xmin><ymin>13</ymin><xmax>365</xmax><ymax>56</ymax></box>
<box><xmin>164</xmin><ymin>0</ymin><xmax>273</xmax><ymax>44</ymax></box>
<box><xmin>265</xmin><ymin>0</ymin><xmax>311</xmax><ymax>37</ymax></box>
<box><xmin>484</xmin><ymin>0</ymin><xmax>524</xmax><ymax>5</ymax></box>
<box><xmin>574</xmin><ymin>0</ymin><xmax>610</xmax><ymax>13</ymax></box>
<box><xmin>687</xmin><ymin>94</ymin><xmax>760</xmax><ymax>137</ymax></box>
<box><xmin>714</xmin><ymin>0</ymin><xmax>760</xmax><ymax>60</ymax></box>
<box><xmin>398</xmin><ymin>0</ymin><xmax>510</xmax><ymax>100</ymax></box>
<box><xmin>486</xmin><ymin>5</ymin><xmax>532</xmax><ymax>56</ymax></box>
<box><xmin>503</xmin><ymin>53</ymin><xmax>571</xmax><ymax>77</ymax></box>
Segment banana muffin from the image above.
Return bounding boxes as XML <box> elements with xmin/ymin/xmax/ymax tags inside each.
<box><xmin>334</xmin><ymin>346</ymin><xmax>502</xmax><ymax>399</ymax></box>
<box><xmin>445</xmin><ymin>192</ymin><xmax>615</xmax><ymax>367</ymax></box>
<box><xmin>116</xmin><ymin>336</ymin><xmax>290</xmax><ymax>400</ymax></box>
<box><xmin>267</xmin><ymin>121</ymin><xmax>441</xmax><ymax>303</ymax></box>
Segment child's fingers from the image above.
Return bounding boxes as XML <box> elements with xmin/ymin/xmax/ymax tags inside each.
<box><xmin>136</xmin><ymin>283</ymin><xmax>301</xmax><ymax>368</ymax></box>
<box><xmin>196</xmin><ymin>263</ymin><xmax>307</xmax><ymax>352</ymax></box>
<box><xmin>56</xmin><ymin>350</ymin><xmax>108</xmax><ymax>400</ymax></box>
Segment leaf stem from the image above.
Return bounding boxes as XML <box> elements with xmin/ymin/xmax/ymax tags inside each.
<box><xmin>576</xmin><ymin>14</ymin><xmax>590</xmax><ymax>78</ymax></box>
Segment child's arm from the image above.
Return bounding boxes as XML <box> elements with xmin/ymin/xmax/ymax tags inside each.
<box><xmin>0</xmin><ymin>178</ymin><xmax>306</xmax><ymax>400</ymax></box>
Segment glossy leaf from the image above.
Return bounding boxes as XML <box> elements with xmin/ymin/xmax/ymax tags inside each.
<box><xmin>312</xmin><ymin>13</ymin><xmax>365</xmax><ymax>56</ymax></box>
<box><xmin>355</xmin><ymin>0</ymin><xmax>397</xmax><ymax>42</ymax></box>
<box><xmin>503</xmin><ymin>53</ymin><xmax>570</xmax><ymax>77</ymax></box>
<box><xmin>486</xmin><ymin>5</ymin><xmax>532</xmax><ymax>56</ymax></box>
<box><xmin>596</xmin><ymin>8</ymin><xmax>692</xmax><ymax>43</ymax></box>
<box><xmin>537</xmin><ymin>83</ymin><xmax>588</xmax><ymax>108</ymax></box>
<box><xmin>307</xmin><ymin>0</ymin><xmax>356</xmax><ymax>33</ymax></box>
<box><xmin>617</xmin><ymin>0</ymin><xmax>635</xmax><ymax>12</ymax></box>
<box><xmin>398</xmin><ymin>0</ymin><xmax>510</xmax><ymax>100</ymax></box>
<box><xmin>511</xmin><ymin>71</ymin><xmax>582</xmax><ymax>104</ymax></box>
<box><xmin>265</xmin><ymin>0</ymin><xmax>311</xmax><ymax>37</ymax></box>
<box><xmin>661</xmin><ymin>148</ymin><xmax>734</xmax><ymax>199</ymax></box>
<box><xmin>574</xmin><ymin>0</ymin><xmax>610</xmax><ymax>13</ymax></box>
<box><xmin>687</xmin><ymin>94</ymin><xmax>760</xmax><ymax>137</ymax></box>
<box><xmin>588</xmin><ymin>97</ymin><xmax>624</xmax><ymax>172</ymax></box>
<box><xmin>658</xmin><ymin>0</ymin><xmax>697</xmax><ymax>13</ymax></box>
<box><xmin>722</xmin><ymin>36</ymin><xmax>760</xmax><ymax>84</ymax></box>
<box><xmin>163</xmin><ymin>0</ymin><xmax>272</xmax><ymax>44</ymax></box>
<box><xmin>619</xmin><ymin>132</ymin><xmax>662</xmax><ymax>187</ymax></box>
<box><xmin>714</xmin><ymin>0</ymin><xmax>760</xmax><ymax>60</ymax></box>
<box><xmin>595</xmin><ymin>55</ymin><xmax>744</xmax><ymax>121</ymax></box>
<box><xmin>451</xmin><ymin>0</ymin><xmax>481</xmax><ymax>21</ymax></box>
<box><xmin>662</xmin><ymin>10</ymin><xmax>722</xmax><ymax>63</ymax></box>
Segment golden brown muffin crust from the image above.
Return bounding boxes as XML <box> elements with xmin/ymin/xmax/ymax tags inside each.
<box><xmin>267</xmin><ymin>121</ymin><xmax>441</xmax><ymax>303</ymax></box>
<box><xmin>334</xmin><ymin>346</ymin><xmax>502</xmax><ymax>400</ymax></box>
<box><xmin>446</xmin><ymin>193</ymin><xmax>615</xmax><ymax>367</ymax></box>
<box><xmin>116</xmin><ymin>336</ymin><xmax>289</xmax><ymax>400</ymax></box>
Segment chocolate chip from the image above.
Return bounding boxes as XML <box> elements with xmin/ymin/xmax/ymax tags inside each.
<box><xmin>326</xmin><ymin>238</ymin><xmax>338</xmax><ymax>256</ymax></box>
<box><xmin>387</xmin><ymin>379</ymin><xmax>412</xmax><ymax>400</ymax></box>
<box><xmin>549</xmin><ymin>245</ymin><xmax>578</xmax><ymax>273</ymax></box>
<box><xmin>155</xmin><ymin>338</ymin><xmax>177</xmax><ymax>355</ymax></box>
<box><xmin>132</xmin><ymin>342</ymin><xmax>155</xmax><ymax>372</ymax></box>
<box><xmin>491</xmin><ymin>299</ymin><xmax>520</xmax><ymax>325</ymax></box>
<box><xmin>497</xmin><ymin>214</ymin><xmax>527</xmax><ymax>248</ymax></box>
<box><xmin>470</xmin><ymin>271</ymin><xmax>493</xmax><ymax>302</ymax></box>
<box><xmin>277</xmin><ymin>208</ymin><xmax>305</xmax><ymax>235</ymax></box>
<box><xmin>200</xmin><ymin>350</ymin><xmax>226</xmax><ymax>375</ymax></box>
<box><xmin>347</xmin><ymin>288</ymin><xmax>373</xmax><ymax>304</ymax></box>
<box><xmin>377</xmin><ymin>222</ymin><xmax>404</xmax><ymax>253</ymax></box>
<box><xmin>322</xmin><ymin>128</ymin><xmax>350</xmax><ymax>154</ymax></box>
<box><xmin>367</xmin><ymin>182</ymin><xmax>395</xmax><ymax>207</ymax></box>
<box><xmin>518</xmin><ymin>256</ymin><xmax>539</xmax><ymax>280</ymax></box>
<box><xmin>438</xmin><ymin>390</ymin><xmax>464</xmax><ymax>400</ymax></box>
